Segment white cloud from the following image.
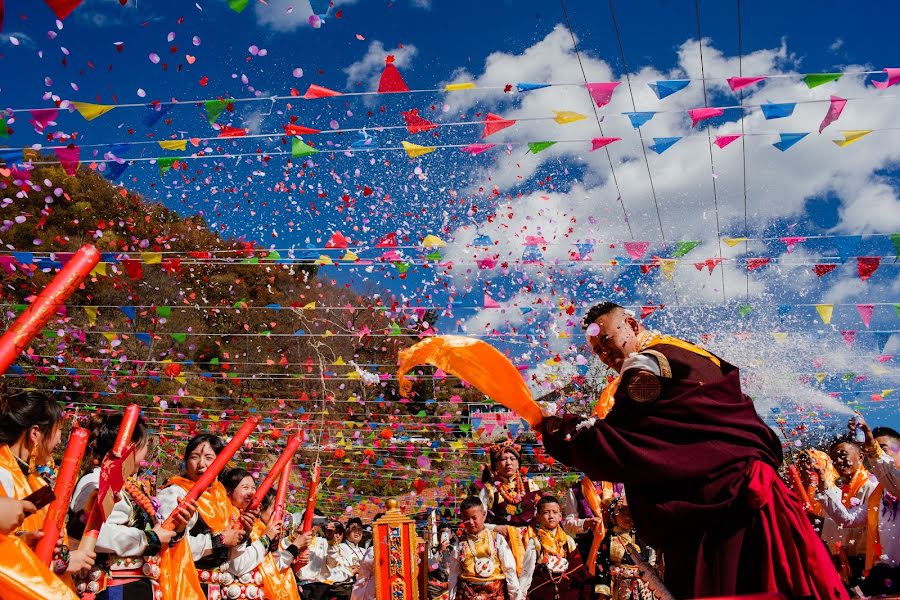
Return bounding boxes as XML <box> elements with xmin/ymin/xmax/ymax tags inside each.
<box><xmin>0</xmin><ymin>32</ymin><xmax>34</xmax><ymax>48</ymax></box>
<box><xmin>829</xmin><ymin>38</ymin><xmax>845</xmax><ymax>52</ymax></box>
<box><xmin>344</xmin><ymin>41</ymin><xmax>418</xmax><ymax>92</ymax></box>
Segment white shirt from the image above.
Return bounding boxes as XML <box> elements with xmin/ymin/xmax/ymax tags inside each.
<box><xmin>562</xmin><ymin>487</ymin><xmax>589</xmax><ymax>536</ymax></box>
<box><xmin>350</xmin><ymin>546</ymin><xmax>375</xmax><ymax>600</ymax></box>
<box><xmin>816</xmin><ymin>472</ymin><xmax>878</xmax><ymax>557</ymax></box>
<box><xmin>327</xmin><ymin>540</ymin><xmax>366</xmax><ymax>583</ymax></box>
<box><xmin>820</xmin><ymin>480</ymin><xmax>899</xmax><ymax>568</ymax></box>
<box><xmin>297</xmin><ymin>536</ymin><xmax>329</xmax><ymax>583</ymax></box>
<box><xmin>447</xmin><ymin>531</ymin><xmax>522</xmax><ymax>600</ymax></box>
<box><xmin>871</xmin><ymin>450</ymin><xmax>900</xmax><ymax>498</ymax></box>
<box><xmin>70</xmin><ymin>468</ymin><xmax>100</xmax><ymax>515</ymax></box>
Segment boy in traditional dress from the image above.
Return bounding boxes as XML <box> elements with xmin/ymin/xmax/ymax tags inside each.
<box><xmin>519</xmin><ymin>495</ymin><xmax>588</xmax><ymax>599</ymax></box>
<box><xmin>448</xmin><ymin>496</ymin><xmax>522</xmax><ymax>600</ymax></box>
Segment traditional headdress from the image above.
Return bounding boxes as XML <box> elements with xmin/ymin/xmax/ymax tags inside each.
<box><xmin>488</xmin><ymin>440</ymin><xmax>521</xmax><ymax>466</ymax></box>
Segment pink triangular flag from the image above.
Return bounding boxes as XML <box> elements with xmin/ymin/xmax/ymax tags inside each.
<box><xmin>54</xmin><ymin>146</ymin><xmax>80</xmax><ymax>176</ymax></box>
<box><xmin>481</xmin><ymin>113</ymin><xmax>516</xmax><ymax>138</ymax></box>
<box><xmin>590</xmin><ymin>137</ymin><xmax>620</xmax><ymax>151</ymax></box>
<box><xmin>727</xmin><ymin>76</ymin><xmax>767</xmax><ymax>91</ymax></box>
<box><xmin>623</xmin><ymin>241</ymin><xmax>650</xmax><ymax>260</ymax></box>
<box><xmin>484</xmin><ymin>293</ymin><xmax>500</xmax><ymax>308</ymax></box>
<box><xmin>856</xmin><ymin>304</ymin><xmax>874</xmax><ymax>328</ymax></box>
<box><xmin>818</xmin><ymin>95</ymin><xmax>847</xmax><ymax>133</ymax></box>
<box><xmin>460</xmin><ymin>143</ymin><xmax>496</xmax><ymax>155</ymax></box>
<box><xmin>841</xmin><ymin>330</ymin><xmax>857</xmax><ymax>349</ymax></box>
<box><xmin>781</xmin><ymin>236</ymin><xmax>806</xmax><ymax>253</ymax></box>
<box><xmin>689</xmin><ymin>107</ymin><xmax>724</xmax><ymax>127</ymax></box>
<box><xmin>714</xmin><ymin>134</ymin><xmax>743</xmax><ymax>149</ymax></box>
<box><xmin>30</xmin><ymin>108</ymin><xmax>58</xmax><ymax>133</ymax></box>
<box><xmin>872</xmin><ymin>68</ymin><xmax>900</xmax><ymax>90</ymax></box>
<box><xmin>585</xmin><ymin>82</ymin><xmax>620</xmax><ymax>108</ymax></box>
<box><xmin>857</xmin><ymin>256</ymin><xmax>880</xmax><ymax>281</ymax></box>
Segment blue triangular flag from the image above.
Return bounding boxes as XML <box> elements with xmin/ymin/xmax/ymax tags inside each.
<box><xmin>773</xmin><ymin>132</ymin><xmax>808</xmax><ymax>152</ymax></box>
<box><xmin>143</xmin><ymin>104</ymin><xmax>172</xmax><ymax>128</ymax></box>
<box><xmin>649</xmin><ymin>137</ymin><xmax>681</xmax><ymax>154</ymax></box>
<box><xmin>507</xmin><ymin>421</ymin><xmax>521</xmax><ymax>438</ymax></box>
<box><xmin>0</xmin><ymin>149</ymin><xmax>22</xmax><ymax>166</ymax></box>
<box><xmin>522</xmin><ymin>247</ymin><xmax>543</xmax><ymax>263</ymax></box>
<box><xmin>103</xmin><ymin>161</ymin><xmax>130</xmax><ymax>181</ymax></box>
<box><xmin>351</xmin><ymin>131</ymin><xmax>374</xmax><ymax>148</ymax></box>
<box><xmin>520</xmin><ymin>307</ymin><xmax>533</xmax><ymax>314</ymax></box>
<box><xmin>100</xmin><ymin>253</ymin><xmax>120</xmax><ymax>263</ymax></box>
<box><xmin>760</xmin><ymin>102</ymin><xmax>796</xmax><ymax>120</ymax></box>
<box><xmin>119</xmin><ymin>306</ymin><xmax>136</xmax><ymax>321</ymax></box>
<box><xmin>874</xmin><ymin>332</ymin><xmax>891</xmax><ymax>353</ymax></box>
<box><xmin>136</xmin><ymin>333</ymin><xmax>151</xmax><ymax>346</ymax></box>
<box><xmin>516</xmin><ymin>82</ymin><xmax>551</xmax><ymax>92</ymax></box>
<box><xmin>624</xmin><ymin>112</ymin><xmax>656</xmax><ymax>128</ymax></box>
<box><xmin>649</xmin><ymin>79</ymin><xmax>690</xmax><ymax>99</ymax></box>
<box><xmin>472</xmin><ymin>235</ymin><xmax>493</xmax><ymax>246</ymax></box>
<box><xmin>11</xmin><ymin>252</ymin><xmax>33</xmax><ymax>264</ymax></box>
<box><xmin>777</xmin><ymin>304</ymin><xmax>792</xmax><ymax>317</ymax></box>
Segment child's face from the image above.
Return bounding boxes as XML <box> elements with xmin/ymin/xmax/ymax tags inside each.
<box><xmin>613</xmin><ymin>503</ymin><xmax>633</xmax><ymax>530</ymax></box>
<box><xmin>537</xmin><ymin>502</ymin><xmax>562</xmax><ymax>530</ymax></box>
<box><xmin>460</xmin><ymin>506</ymin><xmax>485</xmax><ymax>536</ymax></box>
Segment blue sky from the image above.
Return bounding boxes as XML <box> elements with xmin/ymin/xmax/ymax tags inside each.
<box><xmin>1</xmin><ymin>0</ymin><xmax>898</xmax><ymax>439</ymax></box>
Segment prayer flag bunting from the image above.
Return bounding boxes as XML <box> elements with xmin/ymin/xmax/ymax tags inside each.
<box><xmin>857</xmin><ymin>304</ymin><xmax>874</xmax><ymax>328</ymax></box>
<box><xmin>527</xmin><ymin>141</ymin><xmax>556</xmax><ymax>154</ymax></box>
<box><xmin>833</xmin><ymin>130</ymin><xmax>873</xmax><ymax>148</ymax></box>
<box><xmin>672</xmin><ymin>241</ymin><xmax>700</xmax><ymax>258</ymax></box>
<box><xmin>649</xmin><ymin>79</ymin><xmax>690</xmax><ymax>99</ymax></box>
<box><xmin>156</xmin><ymin>157</ymin><xmax>177</xmax><ymax>175</ymax></box>
<box><xmin>773</xmin><ymin>133</ymin><xmax>808</xmax><ymax>152</ymax></box>
<box><xmin>841</xmin><ymin>330</ymin><xmax>856</xmax><ymax>348</ymax></box>
<box><xmin>377</xmin><ymin>55</ymin><xmax>409</xmax><ymax>93</ymax></box>
<box><xmin>401</xmin><ymin>141</ymin><xmax>436</xmax><ymax>158</ymax></box>
<box><xmin>781</xmin><ymin>236</ymin><xmax>806</xmax><ymax>253</ymax></box>
<box><xmin>815</xmin><ymin>304</ymin><xmax>834</xmax><ymax>325</ymax></box>
<box><xmin>422</xmin><ymin>235</ymin><xmax>445</xmax><ymax>248</ymax></box>
<box><xmin>813</xmin><ymin>264</ymin><xmax>837</xmax><ymax>277</ymax></box>
<box><xmin>143</xmin><ymin>104</ymin><xmax>171</xmax><ymax>128</ymax></box>
<box><xmin>517</xmin><ymin>82</ymin><xmax>550</xmax><ymax>92</ymax></box>
<box><xmin>481</xmin><ymin>113</ymin><xmax>516</xmax><ymax>138</ymax></box>
<box><xmin>291</xmin><ymin>138</ymin><xmax>318</xmax><ymax>157</ymax></box>
<box><xmin>460</xmin><ymin>143</ymin><xmax>496</xmax><ymax>155</ymax></box>
<box><xmin>54</xmin><ymin>146</ymin><xmax>80</xmax><ymax>176</ymax></box>
<box><xmin>119</xmin><ymin>306</ymin><xmax>136</xmax><ymax>321</ymax></box>
<box><xmin>624</xmin><ymin>112</ymin><xmax>655</xmax><ymax>128</ymax></box>
<box><xmin>891</xmin><ymin>233</ymin><xmax>900</xmax><ymax>259</ymax></box>
<box><xmin>724</xmin><ymin>237</ymin><xmax>747</xmax><ymax>247</ymax></box>
<box><xmin>649</xmin><ymin>137</ymin><xmax>681</xmax><ymax>154</ymax></box>
<box><xmin>586</xmin><ymin>82</ymin><xmax>620</xmax><ymax>108</ymax></box>
<box><xmin>689</xmin><ymin>107</ymin><xmax>725</xmax><ymax>127</ymax></box>
<box><xmin>818</xmin><ymin>95</ymin><xmax>847</xmax><ymax>133</ymax></box>
<box><xmin>761</xmin><ymin>103</ymin><xmax>796</xmax><ymax>120</ymax></box>
<box><xmin>72</xmin><ymin>102</ymin><xmax>115</xmax><ymax>121</ymax></box>
<box><xmin>804</xmin><ymin>73</ymin><xmax>842</xmax><ymax>89</ymax></box>
<box><xmin>746</xmin><ymin>258</ymin><xmax>771</xmax><ymax>271</ymax></box>
<box><xmin>402</xmin><ymin>109</ymin><xmax>437</xmax><ymax>134</ymax></box>
<box><xmin>714</xmin><ymin>134</ymin><xmax>743</xmax><ymax>149</ymax></box>
<box><xmin>205</xmin><ymin>99</ymin><xmax>232</xmax><ymax>125</ymax></box>
<box><xmin>158</xmin><ymin>139</ymin><xmax>188</xmax><ymax>151</ymax></box>
<box><xmin>0</xmin><ymin>117</ymin><xmax>8</xmax><ymax>138</ymax></box>
<box><xmin>217</xmin><ymin>126</ymin><xmax>247</xmax><ymax>137</ymax></box>
<box><xmin>303</xmin><ymin>84</ymin><xmax>342</xmax><ymax>99</ymax></box>
<box><xmin>44</xmin><ymin>0</ymin><xmax>83</xmax><ymax>19</ymax></box>
<box><xmin>445</xmin><ymin>82</ymin><xmax>476</xmax><ymax>91</ymax></box>
<box><xmin>623</xmin><ymin>241</ymin><xmax>650</xmax><ymax>260</ymax></box>
<box><xmin>553</xmin><ymin>111</ymin><xmax>587</xmax><ymax>124</ymax></box>
<box><xmin>483</xmin><ymin>294</ymin><xmax>500</xmax><ymax>309</ymax></box>
<box><xmin>857</xmin><ymin>256</ymin><xmax>881</xmax><ymax>281</ymax></box>
<box><xmin>872</xmin><ymin>67</ymin><xmax>900</xmax><ymax>89</ymax></box>
<box><xmin>727</xmin><ymin>76</ymin><xmax>767</xmax><ymax>91</ymax></box>
<box><xmin>590</xmin><ymin>137</ymin><xmax>620</xmax><ymax>151</ymax></box>
<box><xmin>284</xmin><ymin>124</ymin><xmax>321</xmax><ymax>136</ymax></box>
<box><xmin>227</xmin><ymin>0</ymin><xmax>249</xmax><ymax>12</ymax></box>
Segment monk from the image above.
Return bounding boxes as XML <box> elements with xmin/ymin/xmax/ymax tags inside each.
<box><xmin>539</xmin><ymin>302</ymin><xmax>847</xmax><ymax>599</ymax></box>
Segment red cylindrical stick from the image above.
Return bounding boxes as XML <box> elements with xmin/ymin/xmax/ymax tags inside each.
<box><xmin>244</xmin><ymin>433</ymin><xmax>302</xmax><ymax>518</ymax></box>
<box><xmin>271</xmin><ymin>457</ymin><xmax>292</xmax><ymax>526</ymax></box>
<box><xmin>0</xmin><ymin>245</ymin><xmax>100</xmax><ymax>375</ymax></box>
<box><xmin>162</xmin><ymin>416</ymin><xmax>260</xmax><ymax>530</ymax></box>
<box><xmin>112</xmin><ymin>404</ymin><xmax>142</xmax><ymax>456</ymax></box>
<box><xmin>34</xmin><ymin>427</ymin><xmax>89</xmax><ymax>564</ymax></box>
<box><xmin>788</xmin><ymin>465</ymin><xmax>812</xmax><ymax>509</ymax></box>
<box><xmin>301</xmin><ymin>462</ymin><xmax>321</xmax><ymax>533</ymax></box>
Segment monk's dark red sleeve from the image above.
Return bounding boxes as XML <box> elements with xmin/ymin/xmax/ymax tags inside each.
<box><xmin>541</xmin><ymin>415</ymin><xmax>630</xmax><ymax>482</ymax></box>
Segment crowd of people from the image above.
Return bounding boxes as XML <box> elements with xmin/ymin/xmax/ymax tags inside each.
<box><xmin>0</xmin><ymin>300</ymin><xmax>898</xmax><ymax>599</ymax></box>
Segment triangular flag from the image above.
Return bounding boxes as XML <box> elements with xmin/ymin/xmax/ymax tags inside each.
<box><xmin>804</xmin><ymin>73</ymin><xmax>842</xmax><ymax>89</ymax></box>
<box><xmin>377</xmin><ymin>55</ymin><xmax>409</xmax><ymax>93</ymax></box>
<box><xmin>460</xmin><ymin>143</ymin><xmax>496</xmax><ymax>155</ymax></box>
<box><xmin>217</xmin><ymin>126</ymin><xmax>247</xmax><ymax>137</ymax></box>
<box><xmin>648</xmin><ymin>80</ymin><xmax>690</xmax><ymax>99</ymax></box>
<box><xmin>158</xmin><ymin>139</ymin><xmax>188</xmax><ymax>151</ymax></box>
<box><xmin>303</xmin><ymin>84</ymin><xmax>342</xmax><ymax>99</ymax></box>
<box><xmin>72</xmin><ymin>102</ymin><xmax>115</xmax><ymax>121</ymax></box>
<box><xmin>481</xmin><ymin>113</ymin><xmax>516</xmax><ymax>138</ymax></box>
<box><xmin>872</xmin><ymin>67</ymin><xmax>900</xmax><ymax>90</ymax></box>
<box><xmin>585</xmin><ymin>82</ymin><xmax>620</xmax><ymax>108</ymax></box>
<box><xmin>119</xmin><ymin>306</ymin><xmax>136</xmax><ymax>321</ymax></box>
<box><xmin>422</xmin><ymin>235</ymin><xmax>445</xmax><ymax>248</ymax></box>
<box><xmin>688</xmin><ymin>107</ymin><xmax>724</xmax><ymax>127</ymax></box>
<box><xmin>283</xmin><ymin>124</ymin><xmax>321</xmax><ymax>136</ymax></box>
<box><xmin>857</xmin><ymin>256</ymin><xmax>880</xmax><ymax>281</ymax></box>
<box><xmin>841</xmin><ymin>330</ymin><xmax>857</xmax><ymax>348</ymax></box>
<box><xmin>141</xmin><ymin>252</ymin><xmax>162</xmax><ymax>264</ymax></box>
<box><xmin>746</xmin><ymin>258</ymin><xmax>771</xmax><ymax>271</ymax></box>
<box><xmin>445</xmin><ymin>82</ymin><xmax>476</xmax><ymax>91</ymax></box>
<box><xmin>714</xmin><ymin>134</ymin><xmax>743</xmax><ymax>149</ymax></box>
<box><xmin>590</xmin><ymin>137</ymin><xmax>620</xmax><ymax>151</ymax></box>
<box><xmin>227</xmin><ymin>0</ymin><xmax>249</xmax><ymax>12</ymax></box>
<box><xmin>672</xmin><ymin>241</ymin><xmax>700</xmax><ymax>258</ymax></box>
<box><xmin>815</xmin><ymin>304</ymin><xmax>834</xmax><ymax>325</ymax></box>
<box><xmin>818</xmin><ymin>95</ymin><xmax>847</xmax><ymax>133</ymax></box>
<box><xmin>813</xmin><ymin>264</ymin><xmax>837</xmax><ymax>277</ymax></box>
<box><xmin>832</xmin><ymin>130</ymin><xmax>872</xmax><ymax>148</ymax></box>
<box><xmin>402</xmin><ymin>109</ymin><xmax>437</xmax><ymax>134</ymax></box>
<box><xmin>624</xmin><ymin>112</ymin><xmax>655</xmax><ymax>128</ymax></box>
<box><xmin>773</xmin><ymin>133</ymin><xmax>808</xmax><ymax>152</ymax></box>
<box><xmin>724</xmin><ymin>237</ymin><xmax>747</xmax><ymax>247</ymax></box>
<box><xmin>623</xmin><ymin>241</ymin><xmax>650</xmax><ymax>260</ymax></box>
<box><xmin>0</xmin><ymin>117</ymin><xmax>8</xmax><ymax>138</ymax></box>
<box><xmin>401</xmin><ymin>141</ymin><xmax>436</xmax><ymax>158</ymax></box>
<box><xmin>649</xmin><ymin>137</ymin><xmax>681</xmax><ymax>154</ymax></box>
<box><xmin>517</xmin><ymin>82</ymin><xmax>551</xmax><ymax>92</ymax></box>
<box><xmin>292</xmin><ymin>138</ymin><xmax>318</xmax><ymax>157</ymax></box>
<box><xmin>376</xmin><ymin>233</ymin><xmax>397</xmax><ymax>248</ymax></box>
<box><xmin>484</xmin><ymin>293</ymin><xmax>500</xmax><ymax>309</ymax></box>
<box><xmin>84</xmin><ymin>306</ymin><xmax>98</xmax><ymax>326</ymax></box>
<box><xmin>54</xmin><ymin>146</ymin><xmax>80</xmax><ymax>176</ymax></box>
<box><xmin>760</xmin><ymin>103</ymin><xmax>796</xmax><ymax>120</ymax></box>
<box><xmin>739</xmin><ymin>304</ymin><xmax>753</xmax><ymax>318</ymax></box>
<box><xmin>875</xmin><ymin>332</ymin><xmax>891</xmax><ymax>353</ymax></box>
<box><xmin>727</xmin><ymin>76</ymin><xmax>767</xmax><ymax>91</ymax></box>
<box><xmin>326</xmin><ymin>232</ymin><xmax>349</xmax><ymax>248</ymax></box>
<box><xmin>43</xmin><ymin>0</ymin><xmax>83</xmax><ymax>19</ymax></box>
<box><xmin>205</xmin><ymin>99</ymin><xmax>231</xmax><ymax>125</ymax></box>
<box><xmin>553</xmin><ymin>111</ymin><xmax>587</xmax><ymax>124</ymax></box>
<box><xmin>781</xmin><ymin>236</ymin><xmax>806</xmax><ymax>253</ymax></box>
<box><xmin>342</xmin><ymin>251</ymin><xmax>359</xmax><ymax>261</ymax></box>
<box><xmin>527</xmin><ymin>141</ymin><xmax>556</xmax><ymax>154</ymax></box>
<box><xmin>857</xmin><ymin>304</ymin><xmax>874</xmax><ymax>328</ymax></box>
<box><xmin>891</xmin><ymin>233</ymin><xmax>900</xmax><ymax>259</ymax></box>
<box><xmin>660</xmin><ymin>259</ymin><xmax>677</xmax><ymax>281</ymax></box>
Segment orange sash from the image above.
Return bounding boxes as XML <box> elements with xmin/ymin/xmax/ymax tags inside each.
<box><xmin>251</xmin><ymin>519</ymin><xmax>301</xmax><ymax>600</ymax></box>
<box><xmin>840</xmin><ymin>466</ymin><xmax>871</xmax><ymax>509</ymax></box>
<box><xmin>0</xmin><ymin>444</ymin><xmax>49</xmax><ymax>532</ymax></box>
<box><xmin>864</xmin><ymin>483</ymin><xmax>884</xmax><ymax>574</ymax></box>
<box><xmin>158</xmin><ymin>537</ymin><xmax>204</xmax><ymax>600</ymax></box>
<box><xmin>0</xmin><ymin>532</ymin><xmax>78</xmax><ymax>600</ymax></box>
<box><xmin>581</xmin><ymin>477</ymin><xmax>612</xmax><ymax>575</ymax></box>
<box><xmin>166</xmin><ymin>476</ymin><xmax>232</xmax><ymax>531</ymax></box>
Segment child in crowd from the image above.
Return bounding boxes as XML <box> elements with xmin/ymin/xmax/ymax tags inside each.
<box><xmin>596</xmin><ymin>497</ymin><xmax>656</xmax><ymax>600</ymax></box>
<box><xmin>519</xmin><ymin>495</ymin><xmax>588</xmax><ymax>599</ymax></box>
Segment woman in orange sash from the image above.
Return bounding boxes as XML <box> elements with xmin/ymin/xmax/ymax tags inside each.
<box><xmin>247</xmin><ymin>487</ymin><xmax>304</xmax><ymax>600</ymax></box>
<box><xmin>0</xmin><ymin>391</ymin><xmax>95</xmax><ymax>577</ymax></box>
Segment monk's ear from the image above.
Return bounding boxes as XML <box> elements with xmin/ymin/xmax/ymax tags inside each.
<box><xmin>624</xmin><ymin>313</ymin><xmax>640</xmax><ymax>333</ymax></box>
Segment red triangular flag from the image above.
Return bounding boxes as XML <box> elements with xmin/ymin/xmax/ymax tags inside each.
<box><xmin>746</xmin><ymin>257</ymin><xmax>770</xmax><ymax>271</ymax></box>
<box><xmin>857</xmin><ymin>256</ymin><xmax>880</xmax><ymax>281</ymax></box>
<box><xmin>303</xmin><ymin>84</ymin><xmax>342</xmax><ymax>99</ymax></box>
<box><xmin>44</xmin><ymin>0</ymin><xmax>83</xmax><ymax>19</ymax></box>
<box><xmin>401</xmin><ymin>108</ymin><xmax>437</xmax><ymax>134</ymax></box>
<box><xmin>283</xmin><ymin>124</ymin><xmax>321</xmax><ymax>136</ymax></box>
<box><xmin>841</xmin><ymin>330</ymin><xmax>857</xmax><ymax>348</ymax></box>
<box><xmin>376</xmin><ymin>233</ymin><xmax>397</xmax><ymax>248</ymax></box>
<box><xmin>590</xmin><ymin>137</ymin><xmax>620</xmax><ymax>151</ymax></box>
<box><xmin>640</xmin><ymin>305</ymin><xmax>662</xmax><ymax>319</ymax></box>
<box><xmin>326</xmin><ymin>232</ymin><xmax>349</xmax><ymax>249</ymax></box>
<box><xmin>217</xmin><ymin>126</ymin><xmax>247</xmax><ymax>137</ymax></box>
<box><xmin>377</xmin><ymin>55</ymin><xmax>409</xmax><ymax>93</ymax></box>
<box><xmin>122</xmin><ymin>259</ymin><xmax>143</xmax><ymax>280</ymax></box>
<box><xmin>813</xmin><ymin>264</ymin><xmax>837</xmax><ymax>277</ymax></box>
<box><xmin>482</xmin><ymin>113</ymin><xmax>516</xmax><ymax>138</ymax></box>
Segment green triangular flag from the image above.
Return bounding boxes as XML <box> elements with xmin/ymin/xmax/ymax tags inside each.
<box><xmin>157</xmin><ymin>157</ymin><xmax>177</xmax><ymax>175</ymax></box>
<box><xmin>170</xmin><ymin>333</ymin><xmax>187</xmax><ymax>343</ymax></box>
<box><xmin>672</xmin><ymin>240</ymin><xmax>700</xmax><ymax>258</ymax></box>
<box><xmin>205</xmin><ymin>99</ymin><xmax>231</xmax><ymax>125</ymax></box>
<box><xmin>228</xmin><ymin>0</ymin><xmax>249</xmax><ymax>12</ymax></box>
<box><xmin>291</xmin><ymin>138</ymin><xmax>318</xmax><ymax>158</ymax></box>
<box><xmin>425</xmin><ymin>250</ymin><xmax>442</xmax><ymax>261</ymax></box>
<box><xmin>803</xmin><ymin>73</ymin><xmax>842</xmax><ymax>89</ymax></box>
<box><xmin>0</xmin><ymin>117</ymin><xmax>8</xmax><ymax>138</ymax></box>
<box><xmin>389</xmin><ymin>323</ymin><xmax>402</xmax><ymax>336</ymax></box>
<box><xmin>155</xmin><ymin>306</ymin><xmax>171</xmax><ymax>318</ymax></box>
<box><xmin>738</xmin><ymin>304</ymin><xmax>753</xmax><ymax>318</ymax></box>
<box><xmin>265</xmin><ymin>251</ymin><xmax>281</xmax><ymax>261</ymax></box>
<box><xmin>527</xmin><ymin>141</ymin><xmax>556</xmax><ymax>154</ymax></box>
<box><xmin>895</xmin><ymin>303</ymin><xmax>900</xmax><ymax>319</ymax></box>
<box><xmin>891</xmin><ymin>233</ymin><xmax>900</xmax><ymax>260</ymax></box>
<box><xmin>396</xmin><ymin>262</ymin><xmax>411</xmax><ymax>274</ymax></box>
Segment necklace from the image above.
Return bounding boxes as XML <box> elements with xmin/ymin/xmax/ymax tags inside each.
<box><xmin>496</xmin><ymin>474</ymin><xmax>525</xmax><ymax>507</ymax></box>
<box><xmin>124</xmin><ymin>479</ymin><xmax>156</xmax><ymax>520</ymax></box>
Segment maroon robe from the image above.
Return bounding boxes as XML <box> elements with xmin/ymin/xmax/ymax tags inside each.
<box><xmin>527</xmin><ymin>546</ymin><xmax>588</xmax><ymax>600</ymax></box>
<box><xmin>541</xmin><ymin>343</ymin><xmax>847</xmax><ymax>599</ymax></box>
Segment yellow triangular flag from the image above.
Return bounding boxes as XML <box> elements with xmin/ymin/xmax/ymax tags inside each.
<box><xmin>444</xmin><ymin>82</ymin><xmax>476</xmax><ymax>91</ymax></box>
<box><xmin>724</xmin><ymin>237</ymin><xmax>748</xmax><ymax>247</ymax></box>
<box><xmin>342</xmin><ymin>251</ymin><xmax>359</xmax><ymax>261</ymax></box>
<box><xmin>84</xmin><ymin>306</ymin><xmax>98</xmax><ymax>327</ymax></box>
<box><xmin>158</xmin><ymin>139</ymin><xmax>188</xmax><ymax>151</ymax></box>
<box><xmin>815</xmin><ymin>304</ymin><xmax>834</xmax><ymax>325</ymax></box>
<box><xmin>90</xmin><ymin>262</ymin><xmax>107</xmax><ymax>277</ymax></box>
<box><xmin>314</xmin><ymin>255</ymin><xmax>333</xmax><ymax>265</ymax></box>
<box><xmin>101</xmin><ymin>332</ymin><xmax>118</xmax><ymax>342</ymax></box>
<box><xmin>422</xmin><ymin>234</ymin><xmax>445</xmax><ymax>248</ymax></box>
<box><xmin>832</xmin><ymin>130</ymin><xmax>873</xmax><ymax>148</ymax></box>
<box><xmin>553</xmin><ymin>111</ymin><xmax>587</xmax><ymax>125</ymax></box>
<box><xmin>401</xmin><ymin>141</ymin><xmax>436</xmax><ymax>158</ymax></box>
<box><xmin>815</xmin><ymin>372</ymin><xmax>826</xmax><ymax>385</ymax></box>
<box><xmin>302</xmin><ymin>301</ymin><xmax>316</xmax><ymax>309</ymax></box>
<box><xmin>882</xmin><ymin>389</ymin><xmax>893</xmax><ymax>397</ymax></box>
<box><xmin>141</xmin><ymin>252</ymin><xmax>162</xmax><ymax>264</ymax></box>
<box><xmin>772</xmin><ymin>332</ymin><xmax>789</xmax><ymax>343</ymax></box>
<box><xmin>347</xmin><ymin>371</ymin><xmax>361</xmax><ymax>380</ymax></box>
<box><xmin>333</xmin><ymin>356</ymin><xmax>346</xmax><ymax>366</ymax></box>
<box><xmin>659</xmin><ymin>259</ymin><xmax>677</xmax><ymax>281</ymax></box>
<box><xmin>72</xmin><ymin>102</ymin><xmax>115</xmax><ymax>121</ymax></box>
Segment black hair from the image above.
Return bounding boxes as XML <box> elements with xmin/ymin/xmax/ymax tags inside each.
<box><xmin>0</xmin><ymin>391</ymin><xmax>65</xmax><ymax>445</ymax></box>
<box><xmin>536</xmin><ymin>495</ymin><xmax>561</xmax><ymax>512</ymax></box>
<box><xmin>437</xmin><ymin>523</ymin><xmax>453</xmax><ymax>532</ymax></box>
<box><xmin>220</xmin><ymin>468</ymin><xmax>253</xmax><ymax>494</ymax></box>
<box><xmin>459</xmin><ymin>496</ymin><xmax>484</xmax><ymax>514</ymax></box>
<box><xmin>85</xmin><ymin>413</ymin><xmax>149</xmax><ymax>464</ymax></box>
<box><xmin>260</xmin><ymin>488</ymin><xmax>277</xmax><ymax>511</ymax></box>
<box><xmin>582</xmin><ymin>302</ymin><xmax>624</xmax><ymax>330</ymax></box>
<box><xmin>346</xmin><ymin>517</ymin><xmax>364</xmax><ymax>530</ymax></box>
<box><xmin>183</xmin><ymin>433</ymin><xmax>226</xmax><ymax>463</ymax></box>
<box><xmin>872</xmin><ymin>426</ymin><xmax>900</xmax><ymax>443</ymax></box>
<box><xmin>828</xmin><ymin>437</ymin><xmax>862</xmax><ymax>454</ymax></box>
